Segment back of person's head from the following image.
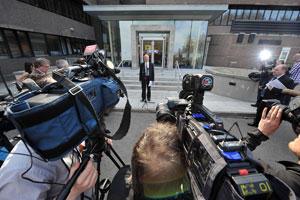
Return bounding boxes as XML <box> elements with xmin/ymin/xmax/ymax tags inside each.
<box><xmin>24</xmin><ymin>62</ymin><xmax>33</xmax><ymax>73</ymax></box>
<box><xmin>56</xmin><ymin>59</ymin><xmax>69</xmax><ymax>69</ymax></box>
<box><xmin>276</xmin><ymin>59</ymin><xmax>284</xmax><ymax>65</ymax></box>
<box><xmin>73</xmin><ymin>58</ymin><xmax>86</xmax><ymax>65</ymax></box>
<box><xmin>130</xmin><ymin>123</ymin><xmax>190</xmax><ymax>200</ymax></box>
<box><xmin>28</xmin><ymin>74</ymin><xmax>56</xmax><ymax>88</ymax></box>
<box><xmin>34</xmin><ymin>58</ymin><xmax>50</xmax><ymax>68</ymax></box>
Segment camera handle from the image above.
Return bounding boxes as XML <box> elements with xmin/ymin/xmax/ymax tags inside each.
<box><xmin>57</xmin><ymin>154</ymin><xmax>90</xmax><ymax>200</ymax></box>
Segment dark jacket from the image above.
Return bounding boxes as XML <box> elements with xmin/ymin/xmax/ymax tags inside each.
<box><xmin>245</xmin><ymin>130</ymin><xmax>300</xmax><ymax>198</ymax></box>
<box><xmin>263</xmin><ymin>74</ymin><xmax>294</xmax><ymax>104</ymax></box>
<box><xmin>139</xmin><ymin>62</ymin><xmax>154</xmax><ymax>81</ymax></box>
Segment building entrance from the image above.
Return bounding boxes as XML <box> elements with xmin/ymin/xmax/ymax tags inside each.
<box><xmin>139</xmin><ymin>36</ymin><xmax>167</xmax><ymax>68</ymax></box>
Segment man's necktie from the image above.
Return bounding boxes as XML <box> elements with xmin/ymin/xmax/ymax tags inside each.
<box><xmin>261</xmin><ymin>77</ymin><xmax>277</xmax><ymax>97</ymax></box>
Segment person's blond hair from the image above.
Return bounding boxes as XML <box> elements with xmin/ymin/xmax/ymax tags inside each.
<box><xmin>130</xmin><ymin>122</ymin><xmax>188</xmax><ymax>200</ymax></box>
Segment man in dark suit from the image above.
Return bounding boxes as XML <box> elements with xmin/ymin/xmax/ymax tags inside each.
<box><xmin>139</xmin><ymin>54</ymin><xmax>154</xmax><ymax>102</ymax></box>
<box><xmin>248</xmin><ymin>64</ymin><xmax>294</xmax><ymax>127</ymax></box>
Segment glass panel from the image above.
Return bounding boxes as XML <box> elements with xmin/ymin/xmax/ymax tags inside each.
<box><xmin>120</xmin><ymin>21</ymin><xmax>132</xmax><ymax>61</ymax></box>
<box><xmin>66</xmin><ymin>38</ymin><xmax>72</xmax><ymax>54</ymax></box>
<box><xmin>290</xmin><ymin>11</ymin><xmax>299</xmax><ymax>21</ymax></box>
<box><xmin>53</xmin><ymin>0</ymin><xmax>62</xmax><ymax>15</ymax></box>
<box><xmin>16</xmin><ymin>31</ymin><xmax>32</xmax><ymax>57</ymax></box>
<box><xmin>284</xmin><ymin>10</ymin><xmax>293</xmax><ymax>21</ymax></box>
<box><xmin>4</xmin><ymin>30</ymin><xmax>22</xmax><ymax>58</ymax></box>
<box><xmin>46</xmin><ymin>0</ymin><xmax>55</xmax><ymax>12</ymax></box>
<box><xmin>228</xmin><ymin>9</ymin><xmax>237</xmax><ymax>25</ymax></box>
<box><xmin>235</xmin><ymin>9</ymin><xmax>244</xmax><ymax>20</ymax></box>
<box><xmin>174</xmin><ymin>21</ymin><xmax>192</xmax><ymax>68</ymax></box>
<box><xmin>28</xmin><ymin>32</ymin><xmax>48</xmax><ymax>56</ymax></box>
<box><xmin>153</xmin><ymin>40</ymin><xmax>163</xmax><ymax>67</ymax></box>
<box><xmin>249</xmin><ymin>9</ymin><xmax>258</xmax><ymax>20</ymax></box>
<box><xmin>36</xmin><ymin>0</ymin><xmax>48</xmax><ymax>10</ymax></box>
<box><xmin>47</xmin><ymin>35</ymin><xmax>62</xmax><ymax>56</ymax></box>
<box><xmin>243</xmin><ymin>9</ymin><xmax>251</xmax><ymax>19</ymax></box>
<box><xmin>188</xmin><ymin>21</ymin><xmax>207</xmax><ymax>69</ymax></box>
<box><xmin>133</xmin><ymin>21</ymin><xmax>174</xmax><ymax>25</ymax></box>
<box><xmin>270</xmin><ymin>10</ymin><xmax>279</xmax><ymax>20</ymax></box>
<box><xmin>256</xmin><ymin>9</ymin><xmax>265</xmax><ymax>20</ymax></box>
<box><xmin>0</xmin><ymin>32</ymin><xmax>10</xmax><ymax>59</ymax></box>
<box><xmin>60</xmin><ymin>37</ymin><xmax>67</xmax><ymax>55</ymax></box>
<box><xmin>277</xmin><ymin>10</ymin><xmax>286</xmax><ymax>21</ymax></box>
<box><xmin>213</xmin><ymin>15</ymin><xmax>222</xmax><ymax>25</ymax></box>
<box><xmin>221</xmin><ymin>10</ymin><xmax>229</xmax><ymax>25</ymax></box>
<box><xmin>263</xmin><ymin>9</ymin><xmax>272</xmax><ymax>20</ymax></box>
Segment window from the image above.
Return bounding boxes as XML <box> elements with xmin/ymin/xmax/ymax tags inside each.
<box><xmin>290</xmin><ymin>11</ymin><xmax>299</xmax><ymax>21</ymax></box>
<box><xmin>53</xmin><ymin>0</ymin><xmax>62</xmax><ymax>15</ymax></box>
<box><xmin>235</xmin><ymin>9</ymin><xmax>244</xmax><ymax>20</ymax></box>
<box><xmin>66</xmin><ymin>38</ymin><xmax>72</xmax><ymax>55</ymax></box>
<box><xmin>60</xmin><ymin>37</ymin><xmax>68</xmax><ymax>55</ymax></box>
<box><xmin>36</xmin><ymin>0</ymin><xmax>48</xmax><ymax>10</ymax></box>
<box><xmin>270</xmin><ymin>10</ymin><xmax>279</xmax><ymax>20</ymax></box>
<box><xmin>283</xmin><ymin>10</ymin><xmax>293</xmax><ymax>21</ymax></box>
<box><xmin>16</xmin><ymin>31</ymin><xmax>32</xmax><ymax>57</ymax></box>
<box><xmin>221</xmin><ymin>10</ymin><xmax>229</xmax><ymax>25</ymax></box>
<box><xmin>46</xmin><ymin>0</ymin><xmax>55</xmax><ymax>12</ymax></box>
<box><xmin>213</xmin><ymin>15</ymin><xmax>222</xmax><ymax>25</ymax></box>
<box><xmin>263</xmin><ymin>10</ymin><xmax>272</xmax><ymax>20</ymax></box>
<box><xmin>277</xmin><ymin>10</ymin><xmax>286</xmax><ymax>21</ymax></box>
<box><xmin>256</xmin><ymin>9</ymin><xmax>265</xmax><ymax>20</ymax></box>
<box><xmin>4</xmin><ymin>30</ymin><xmax>22</xmax><ymax>58</ymax></box>
<box><xmin>0</xmin><ymin>32</ymin><xmax>10</xmax><ymax>59</ymax></box>
<box><xmin>228</xmin><ymin>9</ymin><xmax>237</xmax><ymax>25</ymax></box>
<box><xmin>249</xmin><ymin>9</ymin><xmax>258</xmax><ymax>20</ymax></box>
<box><xmin>47</xmin><ymin>35</ymin><xmax>62</xmax><ymax>56</ymax></box>
<box><xmin>243</xmin><ymin>9</ymin><xmax>251</xmax><ymax>19</ymax></box>
<box><xmin>28</xmin><ymin>32</ymin><xmax>48</xmax><ymax>56</ymax></box>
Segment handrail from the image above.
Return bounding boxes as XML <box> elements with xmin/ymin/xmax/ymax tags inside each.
<box><xmin>174</xmin><ymin>61</ymin><xmax>182</xmax><ymax>90</ymax></box>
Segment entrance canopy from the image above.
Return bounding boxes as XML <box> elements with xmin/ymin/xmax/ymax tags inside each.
<box><xmin>83</xmin><ymin>4</ymin><xmax>228</xmax><ymax>21</ymax></box>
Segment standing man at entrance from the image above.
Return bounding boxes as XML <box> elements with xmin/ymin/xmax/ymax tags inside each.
<box><xmin>139</xmin><ymin>54</ymin><xmax>154</xmax><ymax>102</ymax></box>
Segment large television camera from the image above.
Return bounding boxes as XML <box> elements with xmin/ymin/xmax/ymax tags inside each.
<box><xmin>156</xmin><ymin>74</ymin><xmax>275</xmax><ymax>200</ymax></box>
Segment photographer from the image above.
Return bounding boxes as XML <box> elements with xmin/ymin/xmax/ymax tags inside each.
<box><xmin>245</xmin><ymin>105</ymin><xmax>300</xmax><ymax>197</ymax></box>
<box><xmin>0</xmin><ymin>140</ymin><xmax>97</xmax><ymax>200</ymax></box>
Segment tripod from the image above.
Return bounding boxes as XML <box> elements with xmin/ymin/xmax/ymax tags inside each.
<box><xmin>141</xmin><ymin>99</ymin><xmax>155</xmax><ymax>109</ymax></box>
<box><xmin>57</xmin><ymin>135</ymin><xmax>125</xmax><ymax>200</ymax></box>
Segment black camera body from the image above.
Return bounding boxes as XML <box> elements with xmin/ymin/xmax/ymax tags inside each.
<box><xmin>156</xmin><ymin>74</ymin><xmax>273</xmax><ymax>200</ymax></box>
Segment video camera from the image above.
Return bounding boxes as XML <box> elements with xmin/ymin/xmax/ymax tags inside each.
<box><xmin>156</xmin><ymin>74</ymin><xmax>274</xmax><ymax>200</ymax></box>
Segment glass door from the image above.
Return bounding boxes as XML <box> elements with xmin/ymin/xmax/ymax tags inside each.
<box><xmin>139</xmin><ymin>36</ymin><xmax>166</xmax><ymax>68</ymax></box>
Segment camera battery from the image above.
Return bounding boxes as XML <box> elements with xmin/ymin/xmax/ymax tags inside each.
<box><xmin>218</xmin><ymin>141</ymin><xmax>245</xmax><ymax>152</ymax></box>
<box><xmin>231</xmin><ymin>173</ymin><xmax>272</xmax><ymax>199</ymax></box>
<box><xmin>212</xmin><ymin>134</ymin><xmax>235</xmax><ymax>143</ymax></box>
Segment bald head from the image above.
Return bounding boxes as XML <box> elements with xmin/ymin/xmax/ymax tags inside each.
<box><xmin>294</xmin><ymin>54</ymin><xmax>300</xmax><ymax>62</ymax></box>
<box><xmin>144</xmin><ymin>54</ymin><xmax>149</xmax><ymax>62</ymax></box>
<box><xmin>273</xmin><ymin>64</ymin><xmax>287</xmax><ymax>76</ymax></box>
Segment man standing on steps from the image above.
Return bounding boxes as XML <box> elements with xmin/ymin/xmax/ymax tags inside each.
<box><xmin>139</xmin><ymin>54</ymin><xmax>154</xmax><ymax>102</ymax></box>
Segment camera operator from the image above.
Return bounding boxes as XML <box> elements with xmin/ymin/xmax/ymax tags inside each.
<box><xmin>0</xmin><ymin>140</ymin><xmax>97</xmax><ymax>200</ymax></box>
<box><xmin>245</xmin><ymin>105</ymin><xmax>300</xmax><ymax>197</ymax></box>
<box><xmin>252</xmin><ymin>59</ymin><xmax>275</xmax><ymax>107</ymax></box>
<box><xmin>107</xmin><ymin>122</ymin><xmax>193</xmax><ymax>200</ymax></box>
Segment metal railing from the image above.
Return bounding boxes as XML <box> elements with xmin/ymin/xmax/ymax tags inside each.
<box><xmin>174</xmin><ymin>61</ymin><xmax>182</xmax><ymax>90</ymax></box>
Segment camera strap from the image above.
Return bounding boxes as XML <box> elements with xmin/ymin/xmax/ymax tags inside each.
<box><xmin>52</xmin><ymin>70</ymin><xmax>131</xmax><ymax>140</ymax></box>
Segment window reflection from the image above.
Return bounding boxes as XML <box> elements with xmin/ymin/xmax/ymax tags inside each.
<box><xmin>221</xmin><ymin>10</ymin><xmax>229</xmax><ymax>25</ymax></box>
<box><xmin>4</xmin><ymin>30</ymin><xmax>22</xmax><ymax>58</ymax></box>
<box><xmin>263</xmin><ymin>10</ymin><xmax>272</xmax><ymax>20</ymax></box>
<box><xmin>283</xmin><ymin>10</ymin><xmax>292</xmax><ymax>21</ymax></box>
<box><xmin>174</xmin><ymin>21</ymin><xmax>192</xmax><ymax>67</ymax></box>
<box><xmin>249</xmin><ymin>9</ymin><xmax>257</xmax><ymax>20</ymax></box>
<box><xmin>236</xmin><ymin>9</ymin><xmax>244</xmax><ymax>20</ymax></box>
<box><xmin>290</xmin><ymin>11</ymin><xmax>299</xmax><ymax>21</ymax></box>
<box><xmin>16</xmin><ymin>31</ymin><xmax>32</xmax><ymax>57</ymax></box>
<box><xmin>243</xmin><ymin>9</ymin><xmax>251</xmax><ymax>19</ymax></box>
<box><xmin>277</xmin><ymin>10</ymin><xmax>286</xmax><ymax>21</ymax></box>
<box><xmin>228</xmin><ymin>9</ymin><xmax>237</xmax><ymax>25</ymax></box>
<box><xmin>270</xmin><ymin>10</ymin><xmax>279</xmax><ymax>20</ymax></box>
<box><xmin>256</xmin><ymin>9</ymin><xmax>265</xmax><ymax>20</ymax></box>
<box><xmin>28</xmin><ymin>32</ymin><xmax>48</xmax><ymax>56</ymax></box>
<box><xmin>0</xmin><ymin>32</ymin><xmax>10</xmax><ymax>59</ymax></box>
